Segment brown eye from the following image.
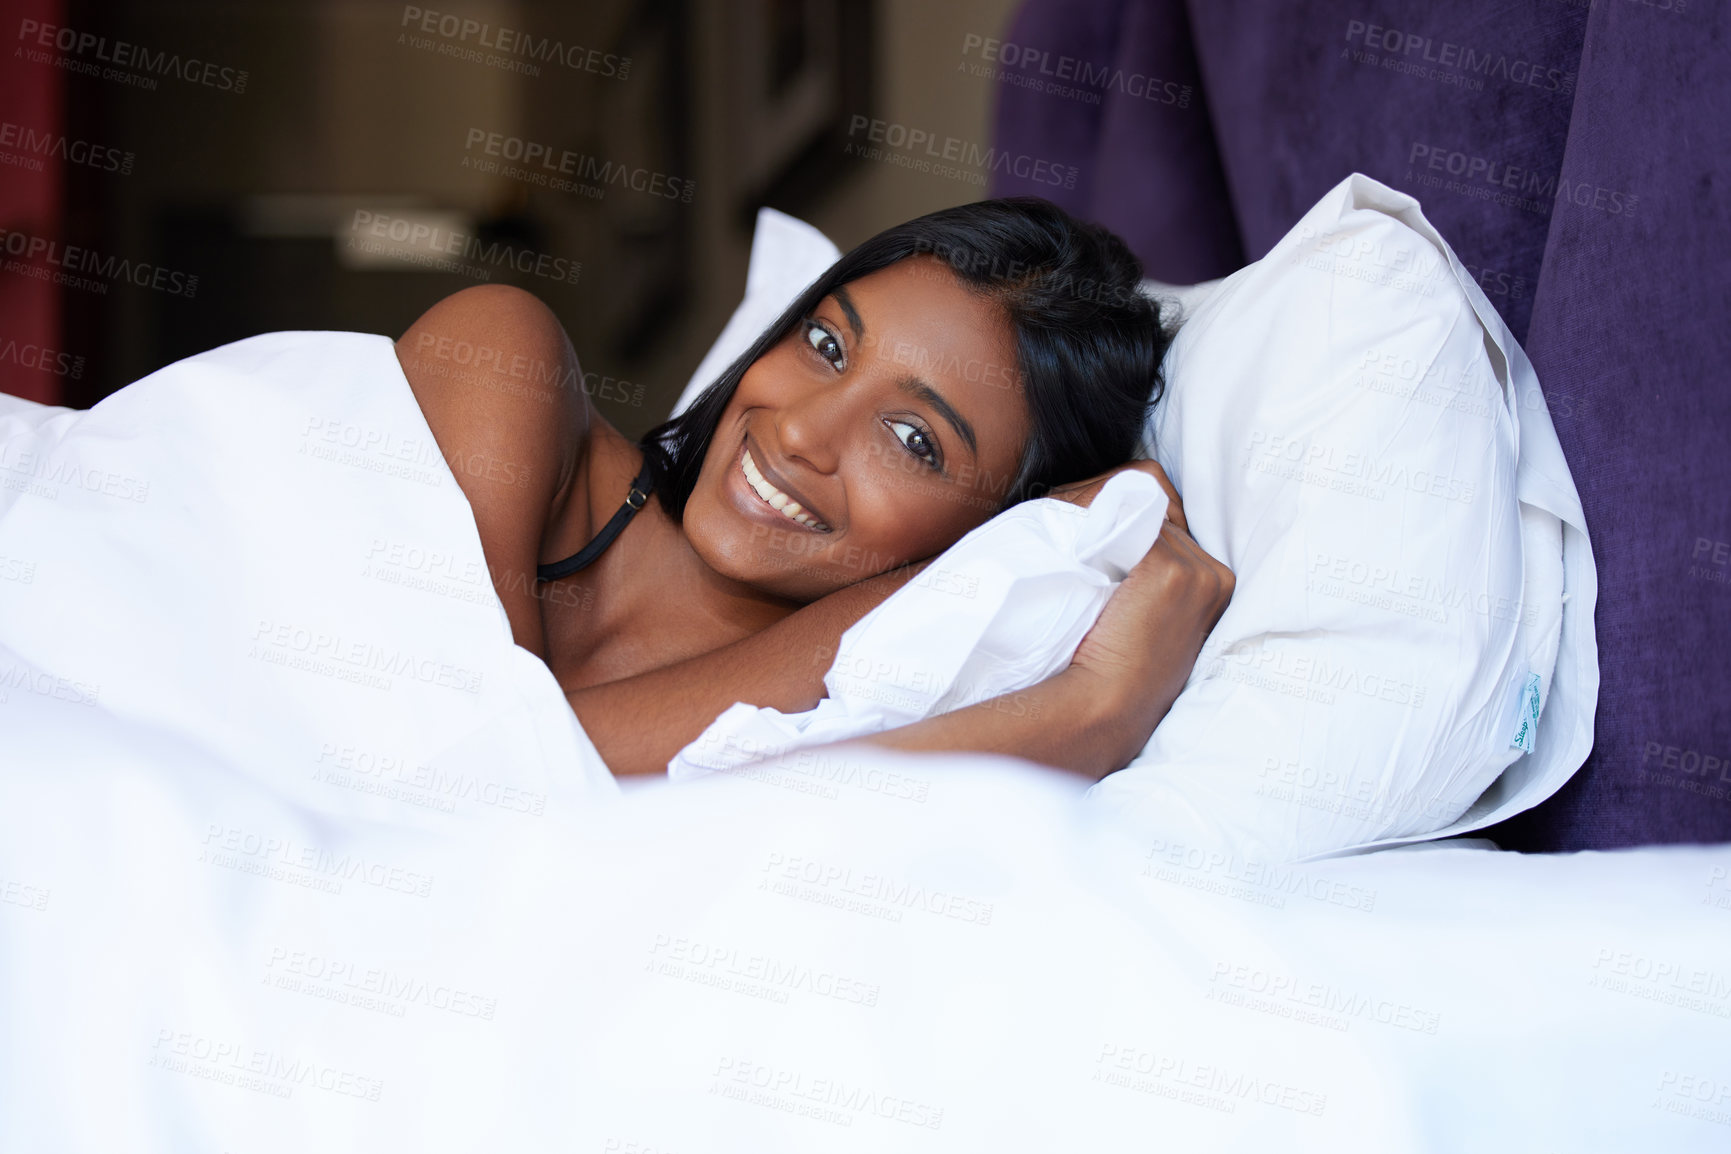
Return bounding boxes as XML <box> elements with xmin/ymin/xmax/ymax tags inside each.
<box><xmin>886</xmin><ymin>419</ymin><xmax>941</xmax><ymax>470</ymax></box>
<box><xmin>804</xmin><ymin>320</ymin><xmax>845</xmax><ymax>370</ymax></box>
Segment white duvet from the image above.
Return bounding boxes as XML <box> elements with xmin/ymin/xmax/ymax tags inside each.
<box><xmin>1</xmin><ymin>333</ymin><xmax>1727</xmax><ymax>1151</ymax></box>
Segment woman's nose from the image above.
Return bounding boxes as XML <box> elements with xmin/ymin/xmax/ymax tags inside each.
<box><xmin>775</xmin><ymin>381</ymin><xmax>848</xmax><ymax>475</ymax></box>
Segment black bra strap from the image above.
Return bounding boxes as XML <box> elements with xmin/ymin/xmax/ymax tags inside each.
<box><xmin>536</xmin><ymin>459</ymin><xmax>655</xmax><ymax>582</ymax></box>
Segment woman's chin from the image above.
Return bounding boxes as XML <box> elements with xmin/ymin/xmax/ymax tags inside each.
<box><xmin>686</xmin><ymin>488</ymin><xmax>837</xmax><ymax>598</ymax></box>
<box><xmin>682</xmin><ymin>516</ymin><xmax>800</xmax><ymax>598</ymax></box>
<box><xmin>721</xmin><ymin>549</ymin><xmax>832</xmax><ymax>601</ymax></box>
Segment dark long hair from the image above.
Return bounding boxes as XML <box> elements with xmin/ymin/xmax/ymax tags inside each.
<box><xmin>639</xmin><ymin>197</ymin><xmax>1170</xmax><ymax>521</ymax></box>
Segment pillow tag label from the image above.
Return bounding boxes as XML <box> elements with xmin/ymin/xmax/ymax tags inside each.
<box><xmin>1509</xmin><ymin>672</ymin><xmax>1541</xmax><ymax>755</ymax></box>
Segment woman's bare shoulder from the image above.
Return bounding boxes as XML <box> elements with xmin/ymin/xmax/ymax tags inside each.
<box><xmin>396</xmin><ymin>284</ymin><xmax>592</xmax><ymax>436</ymax></box>
<box><xmin>394</xmin><ymin>284</ymin><xmax>593</xmax><ymax>657</ymax></box>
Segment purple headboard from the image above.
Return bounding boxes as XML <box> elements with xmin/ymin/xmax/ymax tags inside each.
<box><xmin>989</xmin><ymin>0</ymin><xmax>1731</xmax><ymax>852</ymax></box>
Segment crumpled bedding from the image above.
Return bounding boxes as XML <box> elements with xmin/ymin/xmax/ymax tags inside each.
<box><xmin>669</xmin><ymin>469</ymin><xmax>1167</xmax><ymax>781</ymax></box>
<box><xmin>0</xmin><ymin>330</ymin><xmax>617</xmax><ymax>834</ymax></box>
<box><xmin>0</xmin><ymin>331</ymin><xmax>1724</xmax><ymax>1150</ymax></box>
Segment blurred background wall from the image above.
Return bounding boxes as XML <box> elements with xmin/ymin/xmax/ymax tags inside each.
<box><xmin>0</xmin><ymin>0</ymin><xmax>1025</xmax><ymax>438</ymax></box>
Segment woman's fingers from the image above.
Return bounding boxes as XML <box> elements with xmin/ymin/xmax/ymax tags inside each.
<box><xmin>1137</xmin><ymin>459</ymin><xmax>1188</xmax><ymax>533</ymax></box>
<box><xmin>1043</xmin><ymin>458</ymin><xmax>1189</xmax><ymax>534</ymax></box>
<box><xmin>1155</xmin><ymin>518</ymin><xmax>1236</xmax><ymax>630</ymax></box>
<box><xmin>1066</xmin><ymin>512</ymin><xmax>1234</xmax><ymax>710</ymax></box>
<box><xmin>1106</xmin><ymin>458</ymin><xmax>1188</xmax><ymax>532</ymax></box>
<box><xmin>1132</xmin><ymin>519</ymin><xmax>1234</xmax><ymax>618</ymax></box>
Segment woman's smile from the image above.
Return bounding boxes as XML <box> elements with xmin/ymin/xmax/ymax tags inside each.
<box><xmin>740</xmin><ymin>438</ymin><xmax>831</xmax><ymax>531</ymax></box>
<box><xmin>724</xmin><ymin>432</ymin><xmax>836</xmax><ymax>537</ymax></box>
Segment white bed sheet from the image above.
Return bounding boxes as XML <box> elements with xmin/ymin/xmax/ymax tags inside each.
<box><xmin>1</xmin><ymin>333</ymin><xmax>1725</xmax><ymax>1150</ymax></box>
<box><xmin>2</xmin><ymin>694</ymin><xmax>1727</xmax><ymax>1151</ymax></box>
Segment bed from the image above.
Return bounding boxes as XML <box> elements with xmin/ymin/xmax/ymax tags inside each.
<box><xmin>1</xmin><ymin>1</ymin><xmax>1728</xmax><ymax>1149</ymax></box>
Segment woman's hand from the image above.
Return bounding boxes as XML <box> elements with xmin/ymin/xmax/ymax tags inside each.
<box><xmin>1044</xmin><ymin>458</ymin><xmax>1188</xmax><ymax>532</ymax></box>
<box><xmin>1063</xmin><ymin>474</ymin><xmax>1234</xmax><ymax>768</ymax></box>
<box><xmin>855</xmin><ymin>459</ymin><xmax>1233</xmax><ymax>781</ymax></box>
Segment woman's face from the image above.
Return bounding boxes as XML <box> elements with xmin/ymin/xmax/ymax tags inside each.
<box><xmin>684</xmin><ymin>255</ymin><xmax>1030</xmax><ymax>601</ymax></box>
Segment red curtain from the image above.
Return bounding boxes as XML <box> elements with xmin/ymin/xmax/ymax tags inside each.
<box><xmin>0</xmin><ymin>0</ymin><xmax>66</xmax><ymax>405</ymax></box>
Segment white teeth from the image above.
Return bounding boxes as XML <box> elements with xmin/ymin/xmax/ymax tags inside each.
<box><xmin>742</xmin><ymin>449</ymin><xmax>828</xmax><ymax>531</ymax></box>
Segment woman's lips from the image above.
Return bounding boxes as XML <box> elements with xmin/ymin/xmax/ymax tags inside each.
<box><xmin>737</xmin><ymin>439</ymin><xmax>831</xmax><ymax>532</ymax></box>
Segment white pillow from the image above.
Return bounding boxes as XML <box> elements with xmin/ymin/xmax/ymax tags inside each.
<box><xmin>670</xmin><ymin>208</ymin><xmax>841</xmax><ymax>417</ymax></box>
<box><xmin>672</xmin><ymin>181</ymin><xmax>1597</xmax><ymax>861</ymax></box>
<box><xmin>668</xmin><ymin>470</ymin><xmax>1167</xmax><ymax>780</ymax></box>
<box><xmin>1094</xmin><ymin>173</ymin><xmax>1597</xmax><ymax>860</ymax></box>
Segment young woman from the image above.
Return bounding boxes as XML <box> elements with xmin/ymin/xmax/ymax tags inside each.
<box><xmin>395</xmin><ymin>198</ymin><xmax>1233</xmax><ymax>779</ymax></box>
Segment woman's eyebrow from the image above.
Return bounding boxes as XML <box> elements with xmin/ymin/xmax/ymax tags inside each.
<box><xmin>831</xmin><ymin>286</ymin><xmax>865</xmax><ymax>342</ymax></box>
<box><xmin>897</xmin><ymin>375</ymin><xmax>977</xmax><ymax>458</ymax></box>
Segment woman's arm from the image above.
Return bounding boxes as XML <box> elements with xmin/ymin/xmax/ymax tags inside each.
<box><xmin>566</xmin><ymin>559</ymin><xmax>929</xmax><ymax>776</ymax></box>
<box><xmin>574</xmin><ymin>459</ymin><xmax>1229</xmax><ymax>782</ymax></box>
<box><xmin>857</xmin><ymin>461</ymin><xmax>1234</xmax><ymax>781</ymax></box>
<box><xmin>395</xmin><ymin>285</ymin><xmax>592</xmax><ymax>660</ymax></box>
<box><xmin>858</xmin><ymin>665</ymin><xmax>1139</xmax><ymax>780</ymax></box>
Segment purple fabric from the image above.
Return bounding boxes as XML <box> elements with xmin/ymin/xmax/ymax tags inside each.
<box><xmin>988</xmin><ymin>0</ymin><xmax>1243</xmax><ymax>282</ymax></box>
<box><xmin>1490</xmin><ymin>0</ymin><xmax>1731</xmax><ymax>851</ymax></box>
<box><xmin>991</xmin><ymin>0</ymin><xmax>1731</xmax><ymax>850</ymax></box>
